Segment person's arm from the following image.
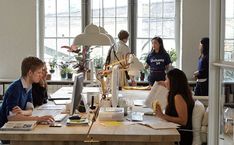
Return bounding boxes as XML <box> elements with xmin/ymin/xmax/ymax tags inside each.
<box><xmin>156</xmin><ymin>94</ymin><xmax>188</xmax><ymax>126</ymax></box>
<box><xmin>7</xmin><ymin>114</ymin><xmax>54</xmax><ymax>123</ymax></box>
<box><xmin>11</xmin><ymin>106</ymin><xmax>32</xmax><ymax>116</ymax></box>
<box><xmin>165</xmin><ymin>63</ymin><xmax>172</xmax><ymax>72</ymax></box>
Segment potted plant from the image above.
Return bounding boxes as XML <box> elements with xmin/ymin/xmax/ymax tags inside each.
<box><xmin>67</xmin><ymin>68</ymin><xmax>73</xmax><ymax>79</ymax></box>
<box><xmin>49</xmin><ymin>58</ymin><xmax>57</xmax><ymax>74</ymax></box>
<box><xmin>94</xmin><ymin>57</ymin><xmax>103</xmax><ymax>73</ymax></box>
<box><xmin>59</xmin><ymin>62</ymin><xmax>69</xmax><ymax>79</ymax></box>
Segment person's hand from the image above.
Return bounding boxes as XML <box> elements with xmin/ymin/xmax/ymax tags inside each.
<box><xmin>155</xmin><ymin>104</ymin><xmax>164</xmax><ymax>119</ymax></box>
<box><xmin>37</xmin><ymin>115</ymin><xmax>54</xmax><ymax>123</ymax></box>
<box><xmin>12</xmin><ymin>106</ymin><xmax>24</xmax><ymax>115</ymax></box>
<box><xmin>131</xmin><ymin>80</ymin><xmax>137</xmax><ymax>86</ymax></box>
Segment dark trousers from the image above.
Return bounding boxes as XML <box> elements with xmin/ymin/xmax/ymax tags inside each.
<box><xmin>194</xmin><ymin>81</ymin><xmax>208</xmax><ymax>96</ymax></box>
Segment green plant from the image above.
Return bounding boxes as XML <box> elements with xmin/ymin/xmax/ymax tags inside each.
<box><xmin>167</xmin><ymin>48</ymin><xmax>177</xmax><ymax>63</ymax></box>
<box><xmin>59</xmin><ymin>62</ymin><xmax>69</xmax><ymax>74</ymax></box>
<box><xmin>94</xmin><ymin>57</ymin><xmax>103</xmax><ymax>69</ymax></box>
<box><xmin>139</xmin><ymin>53</ymin><xmax>149</xmax><ymax>76</ymax></box>
<box><xmin>49</xmin><ymin>58</ymin><xmax>57</xmax><ymax>70</ymax></box>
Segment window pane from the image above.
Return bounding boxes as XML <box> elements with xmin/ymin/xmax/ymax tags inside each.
<box><xmin>45</xmin><ymin>0</ymin><xmax>56</xmax><ymax>16</ymax></box>
<box><xmin>164</xmin><ymin>1</ymin><xmax>175</xmax><ymax>18</ymax></box>
<box><xmin>57</xmin><ymin>39</ymin><xmax>70</xmax><ymax>60</ymax></box>
<box><xmin>116</xmin><ymin>0</ymin><xmax>127</xmax><ymax>17</ymax></box>
<box><xmin>138</xmin><ymin>0</ymin><xmax>149</xmax><ymax>17</ymax></box>
<box><xmin>70</xmin><ymin>0</ymin><xmax>81</xmax><ymax>16</ymax></box>
<box><xmin>92</xmin><ymin>18</ymin><xmax>101</xmax><ymax>26</ymax></box>
<box><xmin>91</xmin><ymin>0</ymin><xmax>102</xmax><ymax>18</ymax></box>
<box><xmin>116</xmin><ymin>18</ymin><xmax>128</xmax><ymax>36</ymax></box>
<box><xmin>70</xmin><ymin>17</ymin><xmax>81</xmax><ymax>37</ymax></box>
<box><xmin>224</xmin><ymin>40</ymin><xmax>234</xmax><ymax>61</ymax></box>
<box><xmin>163</xmin><ymin>20</ymin><xmax>175</xmax><ymax>38</ymax></box>
<box><xmin>57</xmin><ymin>0</ymin><xmax>69</xmax><ymax>16</ymax></box>
<box><xmin>57</xmin><ymin>17</ymin><xmax>69</xmax><ymax>37</ymax></box>
<box><xmin>150</xmin><ymin>0</ymin><xmax>162</xmax><ymax>18</ymax></box>
<box><xmin>225</xmin><ymin>19</ymin><xmax>234</xmax><ymax>39</ymax></box>
<box><xmin>136</xmin><ymin>39</ymin><xmax>151</xmax><ymax>59</ymax></box>
<box><xmin>104</xmin><ymin>18</ymin><xmax>116</xmax><ymax>37</ymax></box>
<box><xmin>226</xmin><ymin>0</ymin><xmax>234</xmax><ymax>18</ymax></box>
<box><xmin>137</xmin><ymin>18</ymin><xmax>149</xmax><ymax>38</ymax></box>
<box><xmin>149</xmin><ymin>18</ymin><xmax>162</xmax><ymax>37</ymax></box>
<box><xmin>44</xmin><ymin>39</ymin><xmax>56</xmax><ymax>61</ymax></box>
<box><xmin>103</xmin><ymin>0</ymin><xmax>115</xmax><ymax>17</ymax></box>
<box><xmin>45</xmin><ymin>17</ymin><xmax>56</xmax><ymax>37</ymax></box>
<box><xmin>163</xmin><ymin>39</ymin><xmax>175</xmax><ymax>51</ymax></box>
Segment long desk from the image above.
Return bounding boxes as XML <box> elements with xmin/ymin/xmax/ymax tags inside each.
<box><xmin>0</xmin><ymin>89</ymin><xmax>180</xmax><ymax>145</ymax></box>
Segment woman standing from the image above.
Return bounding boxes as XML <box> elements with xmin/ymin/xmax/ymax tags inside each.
<box><xmin>156</xmin><ymin>68</ymin><xmax>195</xmax><ymax>145</ymax></box>
<box><xmin>193</xmin><ymin>37</ymin><xmax>209</xmax><ymax>96</ymax></box>
<box><xmin>145</xmin><ymin>36</ymin><xmax>171</xmax><ymax>86</ymax></box>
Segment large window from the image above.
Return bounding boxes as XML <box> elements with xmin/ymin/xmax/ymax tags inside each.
<box><xmin>44</xmin><ymin>0</ymin><xmax>82</xmax><ymax>63</ymax></box>
<box><xmin>90</xmin><ymin>0</ymin><xmax>128</xmax><ymax>59</ymax></box>
<box><xmin>43</xmin><ymin>0</ymin><xmax>178</xmax><ymax>69</ymax></box>
<box><xmin>136</xmin><ymin>0</ymin><xmax>176</xmax><ymax>63</ymax></box>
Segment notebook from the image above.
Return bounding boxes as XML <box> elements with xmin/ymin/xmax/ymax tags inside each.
<box><xmin>0</xmin><ymin>121</ymin><xmax>37</xmax><ymax>131</ymax></box>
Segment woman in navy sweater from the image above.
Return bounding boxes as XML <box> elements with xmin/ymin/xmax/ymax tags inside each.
<box><xmin>145</xmin><ymin>37</ymin><xmax>171</xmax><ymax>86</ymax></box>
<box><xmin>193</xmin><ymin>37</ymin><xmax>209</xmax><ymax>96</ymax></box>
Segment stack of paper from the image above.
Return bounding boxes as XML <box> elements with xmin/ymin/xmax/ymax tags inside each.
<box><xmin>66</xmin><ymin>118</ymin><xmax>89</xmax><ymax>126</ymax></box>
<box><xmin>145</xmin><ymin>82</ymin><xmax>169</xmax><ymax>110</ymax></box>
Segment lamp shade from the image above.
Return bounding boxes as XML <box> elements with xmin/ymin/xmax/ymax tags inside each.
<box><xmin>73</xmin><ymin>23</ymin><xmax>112</xmax><ymax>46</ymax></box>
<box><xmin>99</xmin><ymin>26</ymin><xmax>115</xmax><ymax>45</ymax></box>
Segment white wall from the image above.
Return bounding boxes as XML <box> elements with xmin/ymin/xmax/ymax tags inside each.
<box><xmin>181</xmin><ymin>0</ymin><xmax>210</xmax><ymax>79</ymax></box>
<box><xmin>0</xmin><ymin>0</ymin><xmax>37</xmax><ymax>79</ymax></box>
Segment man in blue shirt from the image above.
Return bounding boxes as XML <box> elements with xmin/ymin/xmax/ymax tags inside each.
<box><xmin>0</xmin><ymin>57</ymin><xmax>54</xmax><ymax>135</ymax></box>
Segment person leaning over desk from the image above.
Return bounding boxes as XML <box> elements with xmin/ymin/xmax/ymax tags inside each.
<box><xmin>32</xmin><ymin>62</ymin><xmax>49</xmax><ymax>107</ymax></box>
<box><xmin>156</xmin><ymin>68</ymin><xmax>195</xmax><ymax>145</ymax></box>
<box><xmin>0</xmin><ymin>57</ymin><xmax>54</xmax><ymax>144</ymax></box>
<box><xmin>145</xmin><ymin>36</ymin><xmax>172</xmax><ymax>86</ymax></box>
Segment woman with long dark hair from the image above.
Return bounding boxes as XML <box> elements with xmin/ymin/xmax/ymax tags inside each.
<box><xmin>145</xmin><ymin>36</ymin><xmax>171</xmax><ymax>86</ymax></box>
<box><xmin>156</xmin><ymin>68</ymin><xmax>195</xmax><ymax>145</ymax></box>
<box><xmin>193</xmin><ymin>37</ymin><xmax>209</xmax><ymax>96</ymax></box>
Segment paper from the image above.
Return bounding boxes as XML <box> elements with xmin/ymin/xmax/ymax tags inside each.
<box><xmin>37</xmin><ymin>104</ymin><xmax>65</xmax><ymax>110</ymax></box>
<box><xmin>99</xmin><ymin>121</ymin><xmax>123</xmax><ymax>127</ymax></box>
<box><xmin>145</xmin><ymin>82</ymin><xmax>169</xmax><ymax>110</ymax></box>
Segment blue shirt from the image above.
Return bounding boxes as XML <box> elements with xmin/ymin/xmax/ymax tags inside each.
<box><xmin>197</xmin><ymin>55</ymin><xmax>209</xmax><ymax>79</ymax></box>
<box><xmin>146</xmin><ymin>51</ymin><xmax>171</xmax><ymax>85</ymax></box>
<box><xmin>0</xmin><ymin>79</ymin><xmax>32</xmax><ymax>128</ymax></box>
<box><xmin>146</xmin><ymin>51</ymin><xmax>171</xmax><ymax>72</ymax></box>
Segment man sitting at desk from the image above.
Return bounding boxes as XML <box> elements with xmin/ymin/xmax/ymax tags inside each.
<box><xmin>0</xmin><ymin>57</ymin><xmax>54</xmax><ymax>143</ymax></box>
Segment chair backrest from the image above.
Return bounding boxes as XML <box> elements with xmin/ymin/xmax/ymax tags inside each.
<box><xmin>192</xmin><ymin>100</ymin><xmax>205</xmax><ymax>145</ymax></box>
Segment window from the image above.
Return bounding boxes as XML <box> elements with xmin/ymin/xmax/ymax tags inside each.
<box><xmin>136</xmin><ymin>0</ymin><xmax>176</xmax><ymax>65</ymax></box>
<box><xmin>44</xmin><ymin>0</ymin><xmax>82</xmax><ymax>63</ymax></box>
<box><xmin>90</xmin><ymin>0</ymin><xmax>128</xmax><ymax>60</ymax></box>
<box><xmin>224</xmin><ymin>0</ymin><xmax>234</xmax><ymax>81</ymax></box>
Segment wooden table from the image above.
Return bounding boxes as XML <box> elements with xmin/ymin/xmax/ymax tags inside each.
<box><xmin>0</xmin><ymin>89</ymin><xmax>180</xmax><ymax>145</ymax></box>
